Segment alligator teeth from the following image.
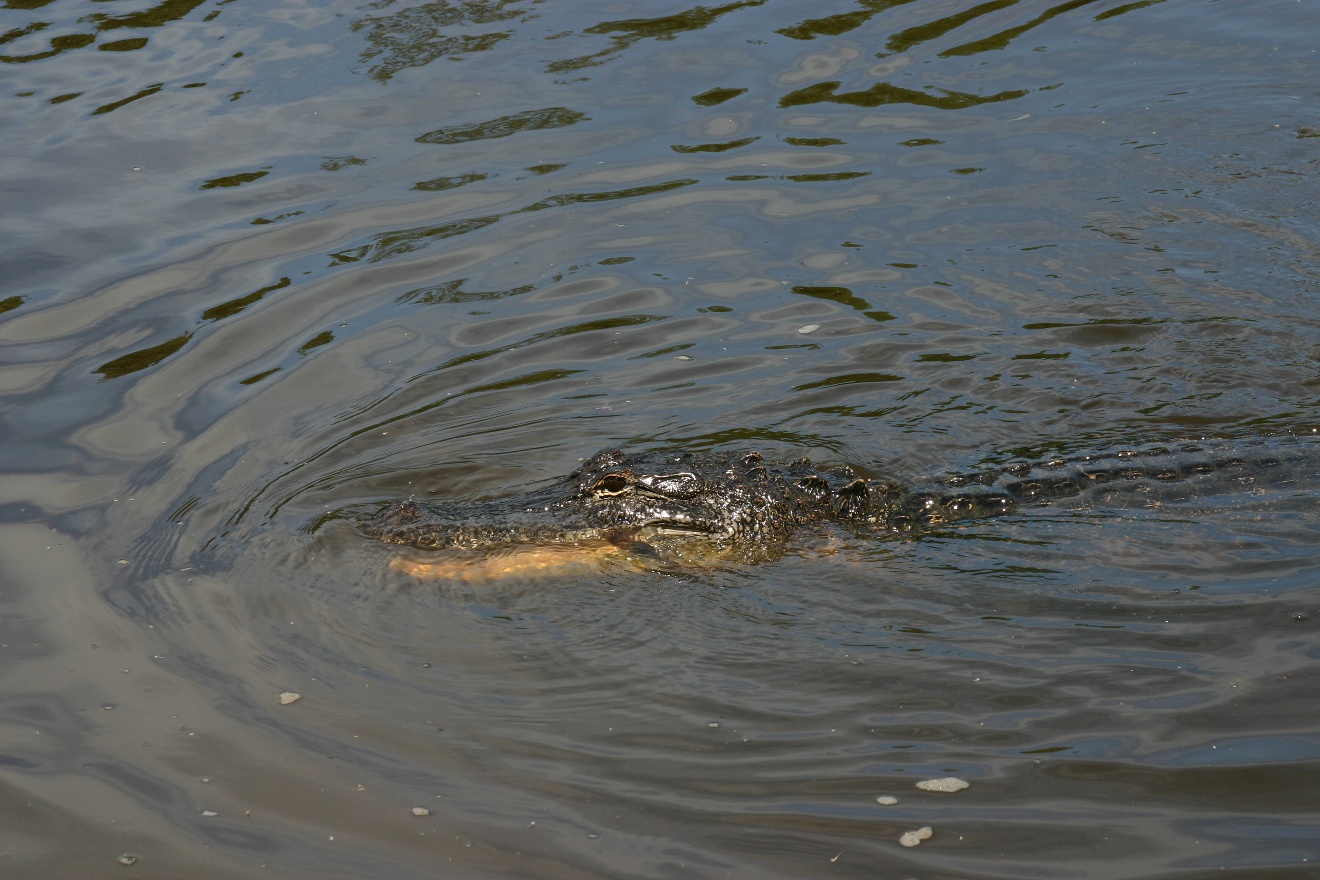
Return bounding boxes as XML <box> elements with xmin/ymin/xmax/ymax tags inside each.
<box><xmin>645</xmin><ymin>521</ymin><xmax>714</xmax><ymax>536</ymax></box>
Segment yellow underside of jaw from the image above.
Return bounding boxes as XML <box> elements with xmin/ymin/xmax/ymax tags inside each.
<box><xmin>390</xmin><ymin>539</ymin><xmax>626</xmax><ymax>582</ymax></box>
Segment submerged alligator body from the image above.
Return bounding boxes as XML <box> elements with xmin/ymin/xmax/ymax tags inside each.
<box><xmin>367</xmin><ymin>437</ymin><xmax>1318</xmax><ymax>564</ymax></box>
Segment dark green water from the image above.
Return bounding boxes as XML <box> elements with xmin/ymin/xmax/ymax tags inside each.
<box><xmin>2</xmin><ymin>1</ymin><xmax>1319</xmax><ymax>877</ymax></box>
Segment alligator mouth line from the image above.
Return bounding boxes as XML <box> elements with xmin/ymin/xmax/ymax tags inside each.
<box><xmin>384</xmin><ymin>520</ymin><xmax>721</xmax><ymax>582</ymax></box>
<box><xmin>634</xmin><ymin>520</ymin><xmax>720</xmax><ymax>537</ymax></box>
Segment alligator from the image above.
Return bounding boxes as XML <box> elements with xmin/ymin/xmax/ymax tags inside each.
<box><xmin>366</xmin><ymin>436</ymin><xmax>1318</xmax><ymax>569</ymax></box>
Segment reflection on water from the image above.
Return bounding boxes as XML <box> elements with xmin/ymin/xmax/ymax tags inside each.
<box><xmin>2</xmin><ymin>0</ymin><xmax>1320</xmax><ymax>877</ymax></box>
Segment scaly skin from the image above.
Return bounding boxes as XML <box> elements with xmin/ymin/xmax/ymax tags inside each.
<box><xmin>365</xmin><ymin>437</ymin><xmax>1315</xmax><ymax>565</ymax></box>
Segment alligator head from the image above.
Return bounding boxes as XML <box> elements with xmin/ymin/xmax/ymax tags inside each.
<box><xmin>366</xmin><ymin>448</ymin><xmax>837</xmax><ymax>560</ymax></box>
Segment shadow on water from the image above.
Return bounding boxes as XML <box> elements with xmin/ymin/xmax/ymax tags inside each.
<box><xmin>1</xmin><ymin>0</ymin><xmax>1319</xmax><ymax>877</ymax></box>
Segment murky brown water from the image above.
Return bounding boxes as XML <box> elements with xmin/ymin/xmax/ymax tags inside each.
<box><xmin>3</xmin><ymin>1</ymin><xmax>1320</xmax><ymax>877</ymax></box>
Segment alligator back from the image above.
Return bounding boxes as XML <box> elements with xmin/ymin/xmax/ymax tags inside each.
<box><xmin>875</xmin><ymin>436</ymin><xmax>1320</xmax><ymax>530</ymax></box>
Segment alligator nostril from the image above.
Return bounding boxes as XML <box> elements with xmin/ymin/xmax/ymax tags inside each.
<box><xmin>395</xmin><ymin>501</ymin><xmax>424</xmax><ymax>522</ymax></box>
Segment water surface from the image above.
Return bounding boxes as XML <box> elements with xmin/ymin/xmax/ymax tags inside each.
<box><xmin>2</xmin><ymin>1</ymin><xmax>1319</xmax><ymax>877</ymax></box>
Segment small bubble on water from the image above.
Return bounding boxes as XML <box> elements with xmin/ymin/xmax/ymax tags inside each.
<box><xmin>411</xmin><ymin>807</ymin><xmax>431</xmax><ymax>817</ymax></box>
<box><xmin>797</xmin><ymin>324</ymin><xmax>820</xmax><ymax>334</ymax></box>
<box><xmin>117</xmin><ymin>854</ymin><xmax>139</xmax><ymax>866</ymax></box>
<box><xmin>899</xmin><ymin>826</ymin><xmax>932</xmax><ymax>847</ymax></box>
<box><xmin>876</xmin><ymin>795</ymin><xmax>898</xmax><ymax>805</ymax></box>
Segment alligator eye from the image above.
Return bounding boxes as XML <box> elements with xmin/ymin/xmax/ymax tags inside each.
<box><xmin>593</xmin><ymin>474</ymin><xmax>631</xmax><ymax>496</ymax></box>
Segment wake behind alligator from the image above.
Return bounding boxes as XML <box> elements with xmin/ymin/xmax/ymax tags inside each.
<box><xmin>365</xmin><ymin>435</ymin><xmax>1320</xmax><ymax>570</ymax></box>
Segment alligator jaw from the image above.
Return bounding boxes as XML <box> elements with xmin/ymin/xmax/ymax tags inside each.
<box><xmin>367</xmin><ymin>498</ymin><xmax>610</xmax><ymax>551</ymax></box>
